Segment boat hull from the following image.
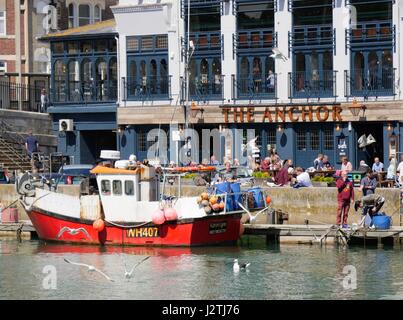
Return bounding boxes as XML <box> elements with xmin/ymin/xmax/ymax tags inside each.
<box><xmin>27</xmin><ymin>208</ymin><xmax>242</xmax><ymax>247</ymax></box>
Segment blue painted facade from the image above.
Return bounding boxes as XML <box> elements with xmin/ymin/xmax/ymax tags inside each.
<box><xmin>47</xmin><ymin>31</ymin><xmax>118</xmax><ymax>164</ymax></box>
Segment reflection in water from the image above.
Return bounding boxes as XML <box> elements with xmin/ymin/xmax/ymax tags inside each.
<box><xmin>0</xmin><ymin>239</ymin><xmax>402</xmax><ymax>300</ymax></box>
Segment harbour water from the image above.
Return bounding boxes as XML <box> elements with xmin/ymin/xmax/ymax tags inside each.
<box><xmin>1</xmin><ymin>238</ymin><xmax>403</xmax><ymax>300</ymax></box>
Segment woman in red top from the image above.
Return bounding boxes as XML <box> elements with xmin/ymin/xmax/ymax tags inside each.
<box><xmin>336</xmin><ymin>171</ymin><xmax>355</xmax><ymax>227</ymax></box>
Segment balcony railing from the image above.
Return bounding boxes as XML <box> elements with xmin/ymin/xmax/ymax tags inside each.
<box><xmin>235</xmin><ymin>28</ymin><xmax>276</xmax><ymax>51</ymax></box>
<box><xmin>53</xmin><ymin>81</ymin><xmax>117</xmax><ymax>104</ymax></box>
<box><xmin>346</xmin><ymin>21</ymin><xmax>395</xmax><ymax>49</ymax></box>
<box><xmin>288</xmin><ymin>70</ymin><xmax>337</xmax><ymax>99</ymax></box>
<box><xmin>0</xmin><ymin>81</ymin><xmax>46</xmax><ymax>112</ymax></box>
<box><xmin>290</xmin><ymin>24</ymin><xmax>334</xmax><ymax>49</ymax></box>
<box><xmin>184</xmin><ymin>32</ymin><xmax>222</xmax><ymax>52</ymax></box>
<box><xmin>345</xmin><ymin>69</ymin><xmax>395</xmax><ymax>98</ymax></box>
<box><xmin>181</xmin><ymin>75</ymin><xmax>224</xmax><ymax>102</ymax></box>
<box><xmin>232</xmin><ymin>74</ymin><xmax>277</xmax><ymax>101</ymax></box>
<box><xmin>125</xmin><ymin>76</ymin><xmax>171</xmax><ymax>101</ymax></box>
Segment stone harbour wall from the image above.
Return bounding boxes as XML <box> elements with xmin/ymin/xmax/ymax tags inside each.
<box><xmin>1</xmin><ymin>184</ymin><xmax>401</xmax><ymax>226</ymax></box>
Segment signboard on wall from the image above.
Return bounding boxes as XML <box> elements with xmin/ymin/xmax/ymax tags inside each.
<box><xmin>337</xmin><ymin>134</ymin><xmax>348</xmax><ymax>163</ymax></box>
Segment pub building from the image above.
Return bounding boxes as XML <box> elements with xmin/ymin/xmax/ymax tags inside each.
<box><xmin>43</xmin><ymin>0</ymin><xmax>403</xmax><ymax>170</ymax></box>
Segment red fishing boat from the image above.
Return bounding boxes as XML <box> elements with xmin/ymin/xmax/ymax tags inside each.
<box><xmin>16</xmin><ymin>160</ymin><xmax>257</xmax><ymax>247</ymax></box>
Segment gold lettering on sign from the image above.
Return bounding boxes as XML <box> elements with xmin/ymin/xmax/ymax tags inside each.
<box><xmin>275</xmin><ymin>108</ymin><xmax>286</xmax><ymax>122</ymax></box>
<box><xmin>301</xmin><ymin>106</ymin><xmax>314</xmax><ymax>122</ymax></box>
<box><xmin>247</xmin><ymin>107</ymin><xmax>255</xmax><ymax>122</ymax></box>
<box><xmin>222</xmin><ymin>108</ymin><xmax>230</xmax><ymax>123</ymax></box>
<box><xmin>316</xmin><ymin>106</ymin><xmax>329</xmax><ymax>122</ymax></box>
<box><xmin>332</xmin><ymin>106</ymin><xmax>343</xmax><ymax>121</ymax></box>
<box><xmin>222</xmin><ymin>105</ymin><xmax>343</xmax><ymax>123</ymax></box>
<box><xmin>288</xmin><ymin>107</ymin><xmax>299</xmax><ymax>122</ymax></box>
<box><xmin>233</xmin><ymin>108</ymin><xmax>244</xmax><ymax>123</ymax></box>
<box><xmin>262</xmin><ymin>107</ymin><xmax>273</xmax><ymax>122</ymax></box>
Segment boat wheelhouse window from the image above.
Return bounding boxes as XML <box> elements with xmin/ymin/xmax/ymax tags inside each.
<box><xmin>101</xmin><ymin>180</ymin><xmax>111</xmax><ymax>195</ymax></box>
<box><xmin>112</xmin><ymin>180</ymin><xmax>122</xmax><ymax>195</ymax></box>
<box><xmin>125</xmin><ymin>181</ymin><xmax>134</xmax><ymax>196</ymax></box>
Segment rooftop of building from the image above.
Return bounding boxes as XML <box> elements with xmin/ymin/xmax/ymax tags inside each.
<box><xmin>39</xmin><ymin>19</ymin><xmax>117</xmax><ymax>41</ymax></box>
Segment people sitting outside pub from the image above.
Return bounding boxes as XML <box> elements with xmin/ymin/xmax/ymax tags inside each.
<box><xmin>313</xmin><ymin>154</ymin><xmax>324</xmax><ymax>171</ymax></box>
<box><xmin>340</xmin><ymin>157</ymin><xmax>353</xmax><ymax>173</ymax></box>
<box><xmin>222</xmin><ymin>161</ymin><xmax>236</xmax><ymax>181</ymax></box>
<box><xmin>233</xmin><ymin>158</ymin><xmax>240</xmax><ymax>166</ymax></box>
<box><xmin>269</xmin><ymin>150</ymin><xmax>282</xmax><ymax>171</ymax></box>
<box><xmin>359</xmin><ymin>170</ymin><xmax>377</xmax><ymax>196</ymax></box>
<box><xmin>322</xmin><ymin>155</ymin><xmax>333</xmax><ymax>170</ymax></box>
<box><xmin>260</xmin><ymin>157</ymin><xmax>270</xmax><ymax>171</ymax></box>
<box><xmin>210</xmin><ymin>155</ymin><xmax>219</xmax><ymax>166</ymax></box>
<box><xmin>386</xmin><ymin>156</ymin><xmax>397</xmax><ymax>180</ymax></box>
<box><xmin>292</xmin><ymin>167</ymin><xmax>313</xmax><ymax>188</ymax></box>
<box><xmin>357</xmin><ymin>160</ymin><xmax>370</xmax><ymax>174</ymax></box>
<box><xmin>372</xmin><ymin>157</ymin><xmax>384</xmax><ymax>173</ymax></box>
<box><xmin>268</xmin><ymin>159</ymin><xmax>293</xmax><ymax>187</ymax></box>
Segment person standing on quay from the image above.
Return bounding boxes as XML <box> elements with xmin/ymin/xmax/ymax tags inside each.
<box><xmin>336</xmin><ymin>171</ymin><xmax>354</xmax><ymax>227</ymax></box>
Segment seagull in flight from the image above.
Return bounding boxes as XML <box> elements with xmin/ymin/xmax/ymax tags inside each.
<box><xmin>123</xmin><ymin>256</ymin><xmax>151</xmax><ymax>279</ymax></box>
<box><xmin>270</xmin><ymin>48</ymin><xmax>288</xmax><ymax>61</ymax></box>
<box><xmin>237</xmin><ymin>202</ymin><xmax>268</xmax><ymax>224</ymax></box>
<box><xmin>64</xmin><ymin>258</ymin><xmax>114</xmax><ymax>282</ymax></box>
<box><xmin>233</xmin><ymin>259</ymin><xmax>250</xmax><ymax>273</ymax></box>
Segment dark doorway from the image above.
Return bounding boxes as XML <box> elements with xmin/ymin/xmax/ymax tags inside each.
<box><xmin>354</xmin><ymin>122</ymin><xmax>384</xmax><ymax>168</ymax></box>
<box><xmin>80</xmin><ymin>130</ymin><xmax>117</xmax><ymax>164</ymax></box>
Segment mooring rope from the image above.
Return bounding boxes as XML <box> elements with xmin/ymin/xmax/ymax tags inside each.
<box><xmin>104</xmin><ymin>220</ymin><xmax>151</xmax><ymax>229</ymax></box>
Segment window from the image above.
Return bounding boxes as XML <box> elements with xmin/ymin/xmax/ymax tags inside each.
<box><xmin>267</xmin><ymin>129</ymin><xmax>276</xmax><ymax>147</ymax></box>
<box><xmin>0</xmin><ymin>11</ymin><xmax>5</xmax><ymax>36</ymax></box>
<box><xmin>78</xmin><ymin>4</ymin><xmax>90</xmax><ymax>27</ymax></box>
<box><xmin>138</xmin><ymin>131</ymin><xmax>147</xmax><ymax>152</ymax></box>
<box><xmin>101</xmin><ymin>180</ymin><xmax>111</xmax><ymax>195</ymax></box>
<box><xmin>112</xmin><ymin>180</ymin><xmax>122</xmax><ymax>195</ymax></box>
<box><xmin>94</xmin><ymin>5</ymin><xmax>101</xmax><ymax>23</ymax></box>
<box><xmin>310</xmin><ymin>130</ymin><xmax>320</xmax><ymax>150</ymax></box>
<box><xmin>68</xmin><ymin>4</ymin><xmax>75</xmax><ymax>28</ymax></box>
<box><xmin>127</xmin><ymin>37</ymin><xmax>139</xmax><ymax>51</ymax></box>
<box><xmin>324</xmin><ymin>129</ymin><xmax>334</xmax><ymax>150</ymax></box>
<box><xmin>296</xmin><ymin>130</ymin><xmax>307</xmax><ymax>151</ymax></box>
<box><xmin>125</xmin><ymin>181</ymin><xmax>134</xmax><ymax>196</ymax></box>
<box><xmin>0</xmin><ymin>61</ymin><xmax>6</xmax><ymax>73</ymax></box>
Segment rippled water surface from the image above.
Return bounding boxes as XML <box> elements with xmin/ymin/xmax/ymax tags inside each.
<box><xmin>1</xmin><ymin>238</ymin><xmax>403</xmax><ymax>300</ymax></box>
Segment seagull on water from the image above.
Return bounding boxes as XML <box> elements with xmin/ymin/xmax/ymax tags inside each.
<box><xmin>123</xmin><ymin>256</ymin><xmax>151</xmax><ymax>279</ymax></box>
<box><xmin>64</xmin><ymin>258</ymin><xmax>114</xmax><ymax>282</ymax></box>
<box><xmin>233</xmin><ymin>259</ymin><xmax>250</xmax><ymax>273</ymax></box>
<box><xmin>270</xmin><ymin>48</ymin><xmax>288</xmax><ymax>62</ymax></box>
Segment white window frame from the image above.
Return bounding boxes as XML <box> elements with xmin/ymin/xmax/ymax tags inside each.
<box><xmin>78</xmin><ymin>4</ymin><xmax>91</xmax><ymax>27</ymax></box>
<box><xmin>68</xmin><ymin>3</ymin><xmax>76</xmax><ymax>28</ymax></box>
<box><xmin>0</xmin><ymin>61</ymin><xmax>7</xmax><ymax>73</ymax></box>
<box><xmin>0</xmin><ymin>11</ymin><xmax>6</xmax><ymax>36</ymax></box>
<box><xmin>94</xmin><ymin>4</ymin><xmax>101</xmax><ymax>23</ymax></box>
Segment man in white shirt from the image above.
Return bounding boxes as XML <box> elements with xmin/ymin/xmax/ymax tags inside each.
<box><xmin>293</xmin><ymin>167</ymin><xmax>313</xmax><ymax>188</ymax></box>
<box><xmin>372</xmin><ymin>157</ymin><xmax>384</xmax><ymax>172</ymax></box>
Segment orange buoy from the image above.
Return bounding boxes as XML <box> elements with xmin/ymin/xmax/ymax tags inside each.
<box><xmin>239</xmin><ymin>223</ymin><xmax>245</xmax><ymax>237</ymax></box>
<box><xmin>152</xmin><ymin>210</ymin><xmax>166</xmax><ymax>225</ymax></box>
<box><xmin>266</xmin><ymin>195</ymin><xmax>272</xmax><ymax>205</ymax></box>
<box><xmin>212</xmin><ymin>203</ymin><xmax>220</xmax><ymax>212</ymax></box>
<box><xmin>201</xmin><ymin>192</ymin><xmax>209</xmax><ymax>200</ymax></box>
<box><xmin>209</xmin><ymin>196</ymin><xmax>218</xmax><ymax>205</ymax></box>
<box><xmin>218</xmin><ymin>202</ymin><xmax>225</xmax><ymax>211</ymax></box>
<box><xmin>164</xmin><ymin>208</ymin><xmax>178</xmax><ymax>221</ymax></box>
<box><xmin>93</xmin><ymin>219</ymin><xmax>105</xmax><ymax>232</ymax></box>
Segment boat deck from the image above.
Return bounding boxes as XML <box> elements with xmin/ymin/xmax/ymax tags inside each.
<box><xmin>244</xmin><ymin>224</ymin><xmax>403</xmax><ymax>246</ymax></box>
